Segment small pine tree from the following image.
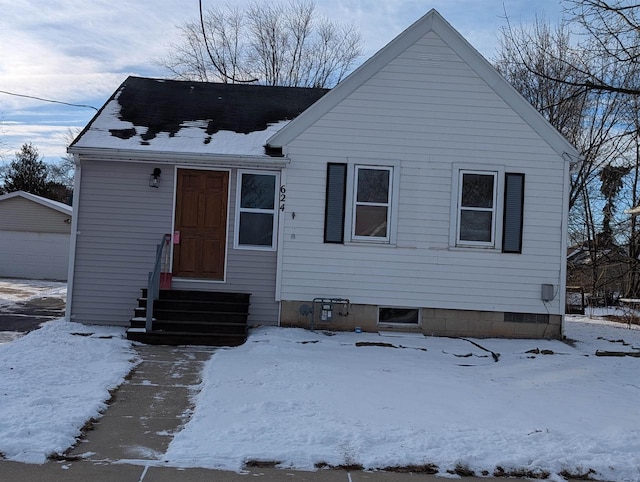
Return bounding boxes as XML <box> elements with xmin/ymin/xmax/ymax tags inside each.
<box><xmin>2</xmin><ymin>143</ymin><xmax>50</xmax><ymax>196</ymax></box>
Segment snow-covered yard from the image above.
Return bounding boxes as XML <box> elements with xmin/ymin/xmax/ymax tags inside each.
<box><xmin>164</xmin><ymin>319</ymin><xmax>640</xmax><ymax>481</ymax></box>
<box><xmin>0</xmin><ymin>320</ymin><xmax>135</xmax><ymax>463</ymax></box>
<box><xmin>0</xmin><ymin>278</ymin><xmax>638</xmax><ymax>481</ymax></box>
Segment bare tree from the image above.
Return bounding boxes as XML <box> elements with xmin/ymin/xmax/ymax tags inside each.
<box><xmin>563</xmin><ymin>0</ymin><xmax>640</xmax><ymax>95</ymax></box>
<box><xmin>495</xmin><ymin>17</ymin><xmax>629</xmax><ymax>210</ymax></box>
<box><xmin>156</xmin><ymin>0</ymin><xmax>363</xmax><ymax>88</ymax></box>
<box><xmin>48</xmin><ymin>128</ymin><xmax>79</xmax><ymax>190</ymax></box>
<box><xmin>502</xmin><ymin>1</ymin><xmax>640</xmax><ymax>96</ymax></box>
<box><xmin>496</xmin><ymin>15</ymin><xmax>636</xmax><ymax>300</ymax></box>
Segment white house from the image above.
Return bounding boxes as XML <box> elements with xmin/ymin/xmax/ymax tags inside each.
<box><xmin>66</xmin><ymin>10</ymin><xmax>577</xmax><ymax>341</ymax></box>
<box><xmin>0</xmin><ymin>191</ymin><xmax>72</xmax><ymax>280</ymax></box>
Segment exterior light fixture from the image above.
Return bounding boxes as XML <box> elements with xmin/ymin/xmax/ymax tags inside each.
<box><xmin>149</xmin><ymin>168</ymin><xmax>161</xmax><ymax>188</ymax></box>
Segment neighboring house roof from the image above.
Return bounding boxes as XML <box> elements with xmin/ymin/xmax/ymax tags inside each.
<box><xmin>70</xmin><ymin>77</ymin><xmax>328</xmax><ymax>157</ymax></box>
<box><xmin>0</xmin><ymin>191</ymin><xmax>72</xmax><ymax>216</ymax></box>
<box><xmin>267</xmin><ymin>9</ymin><xmax>580</xmax><ymax>161</ymax></box>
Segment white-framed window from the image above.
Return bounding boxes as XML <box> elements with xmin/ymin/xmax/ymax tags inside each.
<box><xmin>234</xmin><ymin>170</ymin><xmax>279</xmax><ymax>250</ymax></box>
<box><xmin>351</xmin><ymin>165</ymin><xmax>393</xmax><ymax>242</ymax></box>
<box><xmin>456</xmin><ymin>170</ymin><xmax>498</xmax><ymax>247</ymax></box>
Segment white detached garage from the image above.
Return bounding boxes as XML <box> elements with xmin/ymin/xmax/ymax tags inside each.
<box><xmin>0</xmin><ymin>191</ymin><xmax>72</xmax><ymax>280</ymax></box>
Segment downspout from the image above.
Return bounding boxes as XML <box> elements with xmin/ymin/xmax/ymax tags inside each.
<box><xmin>64</xmin><ymin>154</ymin><xmax>82</xmax><ymax>322</ymax></box>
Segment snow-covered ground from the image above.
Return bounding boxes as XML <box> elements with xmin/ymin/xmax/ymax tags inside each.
<box><xmin>0</xmin><ymin>278</ymin><xmax>67</xmax><ymax>345</ymax></box>
<box><xmin>0</xmin><ymin>278</ymin><xmax>67</xmax><ymax>307</ymax></box>
<box><xmin>163</xmin><ymin>319</ymin><xmax>640</xmax><ymax>481</ymax></box>
<box><xmin>0</xmin><ymin>320</ymin><xmax>136</xmax><ymax>463</ymax></box>
<box><xmin>0</xmin><ymin>278</ymin><xmax>639</xmax><ymax>481</ymax></box>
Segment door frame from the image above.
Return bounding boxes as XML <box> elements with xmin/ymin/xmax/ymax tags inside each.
<box><xmin>170</xmin><ymin>166</ymin><xmax>232</xmax><ymax>283</ymax></box>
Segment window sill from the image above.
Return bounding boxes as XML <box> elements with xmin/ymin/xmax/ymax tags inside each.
<box><xmin>233</xmin><ymin>245</ymin><xmax>277</xmax><ymax>252</ymax></box>
<box><xmin>448</xmin><ymin>245</ymin><xmax>501</xmax><ymax>253</ymax></box>
<box><xmin>344</xmin><ymin>240</ymin><xmax>397</xmax><ymax>248</ymax></box>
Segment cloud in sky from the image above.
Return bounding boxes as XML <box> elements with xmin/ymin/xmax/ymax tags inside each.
<box><xmin>0</xmin><ymin>0</ymin><xmax>564</xmax><ymax>162</ymax></box>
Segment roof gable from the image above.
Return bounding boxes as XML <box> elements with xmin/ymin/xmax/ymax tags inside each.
<box><xmin>0</xmin><ymin>191</ymin><xmax>72</xmax><ymax>216</ymax></box>
<box><xmin>267</xmin><ymin>9</ymin><xmax>579</xmax><ymax>160</ymax></box>
<box><xmin>71</xmin><ymin>77</ymin><xmax>328</xmax><ymax>157</ymax></box>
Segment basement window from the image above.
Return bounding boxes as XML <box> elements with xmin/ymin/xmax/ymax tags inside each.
<box><xmin>378</xmin><ymin>307</ymin><xmax>420</xmax><ymax>325</ymax></box>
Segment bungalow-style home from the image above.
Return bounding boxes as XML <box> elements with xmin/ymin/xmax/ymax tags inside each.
<box><xmin>0</xmin><ymin>191</ymin><xmax>72</xmax><ymax>280</ymax></box>
<box><xmin>66</xmin><ymin>9</ymin><xmax>578</xmax><ymax>343</ymax></box>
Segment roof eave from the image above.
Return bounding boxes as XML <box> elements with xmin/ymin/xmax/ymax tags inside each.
<box><xmin>68</xmin><ymin>146</ymin><xmax>291</xmax><ymax>168</ymax></box>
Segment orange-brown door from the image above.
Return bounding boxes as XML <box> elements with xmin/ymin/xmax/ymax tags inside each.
<box><xmin>173</xmin><ymin>169</ymin><xmax>228</xmax><ymax>279</ymax></box>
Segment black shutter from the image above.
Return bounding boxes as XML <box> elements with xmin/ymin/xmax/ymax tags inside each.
<box><xmin>502</xmin><ymin>173</ymin><xmax>525</xmax><ymax>253</ymax></box>
<box><xmin>324</xmin><ymin>163</ymin><xmax>347</xmax><ymax>243</ymax></box>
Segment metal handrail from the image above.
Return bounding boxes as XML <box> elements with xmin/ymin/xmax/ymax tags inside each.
<box><xmin>146</xmin><ymin>234</ymin><xmax>171</xmax><ymax>332</ymax></box>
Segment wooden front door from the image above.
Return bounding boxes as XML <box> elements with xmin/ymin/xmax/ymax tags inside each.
<box><xmin>173</xmin><ymin>169</ymin><xmax>229</xmax><ymax>279</ymax></box>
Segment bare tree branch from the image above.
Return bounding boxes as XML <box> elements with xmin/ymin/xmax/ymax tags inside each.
<box><xmin>156</xmin><ymin>0</ymin><xmax>363</xmax><ymax>88</ymax></box>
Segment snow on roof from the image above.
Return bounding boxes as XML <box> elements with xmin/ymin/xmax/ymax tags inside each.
<box><xmin>71</xmin><ymin>77</ymin><xmax>328</xmax><ymax>157</ymax></box>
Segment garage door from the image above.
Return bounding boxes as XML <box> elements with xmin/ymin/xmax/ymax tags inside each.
<box><xmin>0</xmin><ymin>231</ymin><xmax>70</xmax><ymax>280</ymax></box>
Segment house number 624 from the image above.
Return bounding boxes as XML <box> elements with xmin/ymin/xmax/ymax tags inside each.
<box><xmin>279</xmin><ymin>185</ymin><xmax>286</xmax><ymax>211</ymax></box>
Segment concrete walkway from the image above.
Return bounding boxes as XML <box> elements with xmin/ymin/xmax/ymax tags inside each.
<box><xmin>68</xmin><ymin>344</ymin><xmax>212</xmax><ymax>463</ymax></box>
<box><xmin>0</xmin><ymin>343</ymin><xmax>574</xmax><ymax>481</ymax></box>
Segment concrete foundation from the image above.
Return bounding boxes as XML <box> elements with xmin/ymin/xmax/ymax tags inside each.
<box><xmin>280</xmin><ymin>301</ymin><xmax>563</xmax><ymax>339</ymax></box>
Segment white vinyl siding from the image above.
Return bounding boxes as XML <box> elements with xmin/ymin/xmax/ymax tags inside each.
<box><xmin>278</xmin><ymin>30</ymin><xmax>567</xmax><ymax>316</ymax></box>
<box><xmin>69</xmin><ymin>161</ymin><xmax>279</xmax><ymax>326</ymax></box>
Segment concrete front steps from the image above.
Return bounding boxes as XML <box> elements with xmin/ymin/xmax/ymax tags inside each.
<box><xmin>126</xmin><ymin>289</ymin><xmax>250</xmax><ymax>346</ymax></box>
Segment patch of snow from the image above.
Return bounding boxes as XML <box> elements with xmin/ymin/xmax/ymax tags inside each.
<box><xmin>0</xmin><ymin>320</ymin><xmax>136</xmax><ymax>463</ymax></box>
<box><xmin>0</xmin><ymin>278</ymin><xmax>66</xmax><ymax>307</ymax></box>
<box><xmin>164</xmin><ymin>318</ymin><xmax>640</xmax><ymax>481</ymax></box>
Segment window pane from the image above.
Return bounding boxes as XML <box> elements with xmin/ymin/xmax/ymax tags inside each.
<box><xmin>460</xmin><ymin>210</ymin><xmax>492</xmax><ymax>242</ymax></box>
<box><xmin>357</xmin><ymin>169</ymin><xmax>390</xmax><ymax>203</ymax></box>
<box><xmin>238</xmin><ymin>212</ymin><xmax>274</xmax><ymax>246</ymax></box>
<box><xmin>461</xmin><ymin>173</ymin><xmax>494</xmax><ymax>208</ymax></box>
<box><xmin>241</xmin><ymin>174</ymin><xmax>275</xmax><ymax>209</ymax></box>
<box><xmin>379</xmin><ymin>308</ymin><xmax>419</xmax><ymax>324</ymax></box>
<box><xmin>355</xmin><ymin>205</ymin><xmax>388</xmax><ymax>237</ymax></box>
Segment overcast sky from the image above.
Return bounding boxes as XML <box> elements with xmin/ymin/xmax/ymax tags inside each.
<box><xmin>0</xmin><ymin>1</ymin><xmax>565</xmax><ymax>164</ymax></box>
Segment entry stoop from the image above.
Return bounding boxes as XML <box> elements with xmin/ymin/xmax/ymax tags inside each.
<box><xmin>126</xmin><ymin>289</ymin><xmax>250</xmax><ymax>346</ymax></box>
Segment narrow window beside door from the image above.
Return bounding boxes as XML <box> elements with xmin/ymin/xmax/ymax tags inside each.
<box><xmin>235</xmin><ymin>171</ymin><xmax>278</xmax><ymax>250</ymax></box>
